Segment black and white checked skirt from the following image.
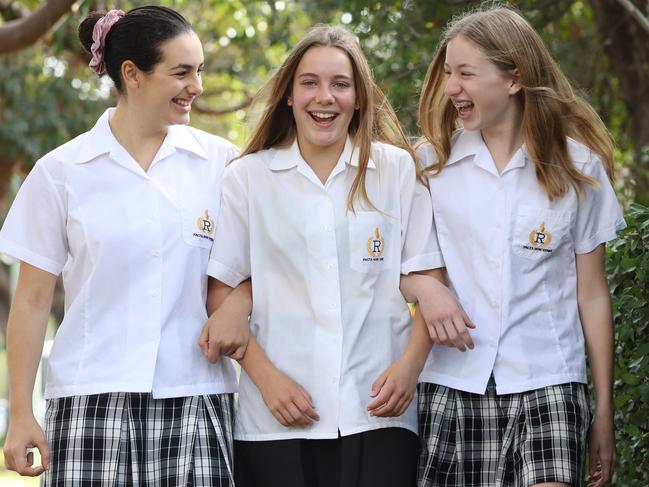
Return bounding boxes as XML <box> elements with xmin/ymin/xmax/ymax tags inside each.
<box><xmin>42</xmin><ymin>392</ymin><xmax>234</xmax><ymax>486</ymax></box>
<box><xmin>417</xmin><ymin>379</ymin><xmax>590</xmax><ymax>487</ymax></box>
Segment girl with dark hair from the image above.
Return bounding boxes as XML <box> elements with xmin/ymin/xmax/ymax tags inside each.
<box><xmin>1</xmin><ymin>6</ymin><xmax>239</xmax><ymax>486</ymax></box>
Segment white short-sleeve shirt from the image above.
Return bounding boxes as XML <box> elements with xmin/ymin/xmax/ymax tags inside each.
<box><xmin>0</xmin><ymin>108</ymin><xmax>239</xmax><ymax>399</ymax></box>
<box><xmin>207</xmin><ymin>137</ymin><xmax>443</xmax><ymax>440</ymax></box>
<box><xmin>419</xmin><ymin>129</ymin><xmax>626</xmax><ymax>395</ymax></box>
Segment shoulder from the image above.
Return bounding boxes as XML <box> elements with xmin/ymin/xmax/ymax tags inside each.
<box><xmin>175</xmin><ymin>124</ymin><xmax>239</xmax><ymax>161</ymax></box>
<box><xmin>30</xmin><ymin>130</ymin><xmax>94</xmax><ymax>180</ymax></box>
<box><xmin>369</xmin><ymin>141</ymin><xmax>414</xmax><ymax>170</ymax></box>
<box><xmin>415</xmin><ymin>140</ymin><xmax>435</xmax><ymax>165</ymax></box>
<box><xmin>566</xmin><ymin>137</ymin><xmax>603</xmax><ymax>175</ymax></box>
<box><xmin>222</xmin><ymin>147</ymin><xmax>274</xmax><ymax>181</ymax></box>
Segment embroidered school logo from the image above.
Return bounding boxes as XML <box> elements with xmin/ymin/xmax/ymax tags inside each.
<box><xmin>365</xmin><ymin>227</ymin><xmax>385</xmax><ymax>261</ymax></box>
<box><xmin>524</xmin><ymin>222</ymin><xmax>553</xmax><ymax>253</ymax></box>
<box><xmin>194</xmin><ymin>209</ymin><xmax>215</xmax><ymax>241</ymax></box>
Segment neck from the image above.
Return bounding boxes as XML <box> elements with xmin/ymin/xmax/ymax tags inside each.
<box><xmin>481</xmin><ymin>109</ymin><xmax>524</xmax><ymax>173</ymax></box>
<box><xmin>297</xmin><ymin>135</ymin><xmax>347</xmax><ymax>184</ymax></box>
<box><xmin>109</xmin><ymin>100</ymin><xmax>167</xmax><ymax>172</ymax></box>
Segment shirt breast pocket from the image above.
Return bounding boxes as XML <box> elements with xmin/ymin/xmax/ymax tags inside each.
<box><xmin>512</xmin><ymin>206</ymin><xmax>572</xmax><ymax>260</ymax></box>
<box><xmin>181</xmin><ymin>196</ymin><xmax>218</xmax><ymax>249</ymax></box>
<box><xmin>348</xmin><ymin>211</ymin><xmax>393</xmax><ymax>273</ymax></box>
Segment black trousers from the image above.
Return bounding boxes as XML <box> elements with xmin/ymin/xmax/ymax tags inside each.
<box><xmin>234</xmin><ymin>427</ymin><xmax>419</xmax><ymax>487</ymax></box>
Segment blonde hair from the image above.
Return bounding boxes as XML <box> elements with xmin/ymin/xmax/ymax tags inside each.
<box><xmin>418</xmin><ymin>5</ymin><xmax>614</xmax><ymax>199</ymax></box>
<box><xmin>241</xmin><ymin>25</ymin><xmax>416</xmax><ymax>209</ymax></box>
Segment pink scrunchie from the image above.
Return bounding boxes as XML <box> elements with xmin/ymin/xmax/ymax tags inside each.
<box><xmin>89</xmin><ymin>9</ymin><xmax>125</xmax><ymax>75</ymax></box>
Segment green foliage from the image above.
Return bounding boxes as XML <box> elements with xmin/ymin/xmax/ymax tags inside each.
<box><xmin>606</xmin><ymin>203</ymin><xmax>649</xmax><ymax>485</ymax></box>
<box><xmin>0</xmin><ymin>55</ymin><xmax>104</xmax><ymax>164</ymax></box>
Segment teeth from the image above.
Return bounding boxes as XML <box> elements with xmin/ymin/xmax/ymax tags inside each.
<box><xmin>174</xmin><ymin>98</ymin><xmax>191</xmax><ymax>107</ymax></box>
<box><xmin>454</xmin><ymin>101</ymin><xmax>473</xmax><ymax>109</ymax></box>
<box><xmin>311</xmin><ymin>112</ymin><xmax>335</xmax><ymax>119</ymax></box>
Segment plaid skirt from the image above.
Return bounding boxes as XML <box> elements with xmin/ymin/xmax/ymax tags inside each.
<box><xmin>417</xmin><ymin>379</ymin><xmax>590</xmax><ymax>487</ymax></box>
<box><xmin>42</xmin><ymin>393</ymin><xmax>234</xmax><ymax>486</ymax></box>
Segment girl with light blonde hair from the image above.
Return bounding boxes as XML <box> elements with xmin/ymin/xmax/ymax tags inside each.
<box><xmin>413</xmin><ymin>5</ymin><xmax>624</xmax><ymax>487</ymax></box>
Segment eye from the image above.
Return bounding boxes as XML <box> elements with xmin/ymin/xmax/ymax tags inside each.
<box><xmin>174</xmin><ymin>71</ymin><xmax>188</xmax><ymax>78</ymax></box>
<box><xmin>333</xmin><ymin>81</ymin><xmax>350</xmax><ymax>89</ymax></box>
<box><xmin>460</xmin><ymin>72</ymin><xmax>474</xmax><ymax>77</ymax></box>
<box><xmin>301</xmin><ymin>79</ymin><xmax>317</xmax><ymax>87</ymax></box>
<box><xmin>443</xmin><ymin>70</ymin><xmax>451</xmax><ymax>76</ymax></box>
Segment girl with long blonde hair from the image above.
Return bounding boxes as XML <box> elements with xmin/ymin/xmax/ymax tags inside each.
<box><xmin>414</xmin><ymin>5</ymin><xmax>624</xmax><ymax>487</ymax></box>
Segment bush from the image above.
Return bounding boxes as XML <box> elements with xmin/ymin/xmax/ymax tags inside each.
<box><xmin>606</xmin><ymin>203</ymin><xmax>649</xmax><ymax>485</ymax></box>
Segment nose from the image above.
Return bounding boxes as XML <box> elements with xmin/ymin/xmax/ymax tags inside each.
<box><xmin>444</xmin><ymin>73</ymin><xmax>461</xmax><ymax>97</ymax></box>
<box><xmin>315</xmin><ymin>84</ymin><xmax>334</xmax><ymax>104</ymax></box>
<box><xmin>188</xmin><ymin>72</ymin><xmax>203</xmax><ymax>97</ymax></box>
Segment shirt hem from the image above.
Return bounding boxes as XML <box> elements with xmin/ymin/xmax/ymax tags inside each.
<box><xmin>0</xmin><ymin>238</ymin><xmax>63</xmax><ymax>276</ymax></box>
<box><xmin>206</xmin><ymin>260</ymin><xmax>247</xmax><ymax>288</ymax></box>
<box><xmin>234</xmin><ymin>421</ymin><xmax>417</xmax><ymax>441</ymax></box>
<box><xmin>574</xmin><ymin>219</ymin><xmax>627</xmax><ymax>254</ymax></box>
<box><xmin>401</xmin><ymin>252</ymin><xmax>444</xmax><ymax>275</ymax></box>
<box><xmin>419</xmin><ymin>371</ymin><xmax>587</xmax><ymax>395</ymax></box>
<box><xmin>45</xmin><ymin>380</ymin><xmax>239</xmax><ymax>400</ymax></box>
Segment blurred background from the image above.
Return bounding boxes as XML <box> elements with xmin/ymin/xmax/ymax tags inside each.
<box><xmin>1</xmin><ymin>0</ymin><xmax>647</xmax><ymax>485</ymax></box>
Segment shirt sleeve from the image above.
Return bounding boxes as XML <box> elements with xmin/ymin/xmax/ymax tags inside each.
<box><xmin>399</xmin><ymin>151</ymin><xmax>445</xmax><ymax>274</ymax></box>
<box><xmin>0</xmin><ymin>161</ymin><xmax>68</xmax><ymax>275</ymax></box>
<box><xmin>207</xmin><ymin>162</ymin><xmax>251</xmax><ymax>287</ymax></box>
<box><xmin>572</xmin><ymin>156</ymin><xmax>626</xmax><ymax>254</ymax></box>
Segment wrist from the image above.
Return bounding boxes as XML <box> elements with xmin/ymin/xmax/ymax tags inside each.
<box><xmin>400</xmin><ymin>349</ymin><xmax>427</xmax><ymax>376</ymax></box>
<box><xmin>9</xmin><ymin>405</ymin><xmax>36</xmax><ymax>421</ymax></box>
<box><xmin>594</xmin><ymin>400</ymin><xmax>614</xmax><ymax>418</ymax></box>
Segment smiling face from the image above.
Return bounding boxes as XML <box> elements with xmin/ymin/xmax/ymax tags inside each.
<box><xmin>137</xmin><ymin>31</ymin><xmax>204</xmax><ymax>129</ymax></box>
<box><xmin>287</xmin><ymin>46</ymin><xmax>358</xmax><ymax>162</ymax></box>
<box><xmin>444</xmin><ymin>35</ymin><xmax>521</xmax><ymax>135</ymax></box>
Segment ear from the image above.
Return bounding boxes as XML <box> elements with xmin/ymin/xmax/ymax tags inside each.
<box><xmin>287</xmin><ymin>94</ymin><xmax>293</xmax><ymax>106</ymax></box>
<box><xmin>121</xmin><ymin>60</ymin><xmax>142</xmax><ymax>91</ymax></box>
<box><xmin>508</xmin><ymin>68</ymin><xmax>522</xmax><ymax>95</ymax></box>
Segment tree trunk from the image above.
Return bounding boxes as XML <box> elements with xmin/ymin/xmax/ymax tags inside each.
<box><xmin>590</xmin><ymin>0</ymin><xmax>649</xmax><ymax>202</ymax></box>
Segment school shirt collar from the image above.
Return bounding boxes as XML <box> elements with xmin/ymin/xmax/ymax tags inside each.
<box><xmin>74</xmin><ymin>108</ymin><xmax>207</xmax><ymax>165</ymax></box>
<box><xmin>447</xmin><ymin>129</ymin><xmax>528</xmax><ymax>176</ymax></box>
<box><xmin>268</xmin><ymin>136</ymin><xmax>376</xmax><ymax>171</ymax></box>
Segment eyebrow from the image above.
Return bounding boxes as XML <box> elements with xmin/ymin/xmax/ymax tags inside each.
<box><xmin>169</xmin><ymin>63</ymin><xmax>204</xmax><ymax>70</ymax></box>
<box><xmin>297</xmin><ymin>72</ymin><xmax>353</xmax><ymax>80</ymax></box>
<box><xmin>444</xmin><ymin>63</ymin><xmax>477</xmax><ymax>69</ymax></box>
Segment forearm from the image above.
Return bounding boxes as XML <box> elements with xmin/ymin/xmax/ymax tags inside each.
<box><xmin>401</xmin><ymin>307</ymin><xmax>433</xmax><ymax>373</ymax></box>
<box><xmin>238</xmin><ymin>334</ymin><xmax>278</xmax><ymax>388</ymax></box>
<box><xmin>576</xmin><ymin>245</ymin><xmax>614</xmax><ymax>415</ymax></box>
<box><xmin>579</xmin><ymin>293</ymin><xmax>614</xmax><ymax>413</ymax></box>
<box><xmin>207</xmin><ymin>278</ymin><xmax>251</xmax><ymax>316</ymax></box>
<box><xmin>399</xmin><ymin>268</ymin><xmax>443</xmax><ymax>303</ymax></box>
<box><xmin>7</xmin><ymin>266</ymin><xmax>55</xmax><ymax>416</ymax></box>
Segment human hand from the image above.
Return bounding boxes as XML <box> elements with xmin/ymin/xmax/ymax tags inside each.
<box><xmin>198</xmin><ymin>297</ymin><xmax>250</xmax><ymax>362</ymax></box>
<box><xmin>257</xmin><ymin>368</ymin><xmax>320</xmax><ymax>427</ymax></box>
<box><xmin>367</xmin><ymin>356</ymin><xmax>418</xmax><ymax>417</ymax></box>
<box><xmin>3</xmin><ymin>413</ymin><xmax>50</xmax><ymax>476</ymax></box>
<box><xmin>587</xmin><ymin>410</ymin><xmax>616</xmax><ymax>487</ymax></box>
<box><xmin>418</xmin><ymin>276</ymin><xmax>475</xmax><ymax>352</ymax></box>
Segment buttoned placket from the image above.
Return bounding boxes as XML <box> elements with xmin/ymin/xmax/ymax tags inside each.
<box><xmin>298</xmin><ymin>157</ymin><xmax>347</xmax><ymax>434</ymax></box>
<box><xmin>108</xmin><ymin>145</ymin><xmax>170</xmax><ymax>387</ymax></box>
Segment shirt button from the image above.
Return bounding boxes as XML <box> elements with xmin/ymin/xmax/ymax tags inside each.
<box><xmin>152</xmin><ymin>251</ymin><xmax>161</xmax><ymax>257</ymax></box>
<box><xmin>151</xmin><ymin>290</ymin><xmax>159</xmax><ymax>298</ymax></box>
<box><xmin>329</xmin><ymin>303</ymin><xmax>337</xmax><ymax>309</ymax></box>
<box><xmin>324</xmin><ymin>225</ymin><xmax>333</xmax><ymax>232</ymax></box>
<box><xmin>327</xmin><ymin>262</ymin><xmax>336</xmax><ymax>269</ymax></box>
